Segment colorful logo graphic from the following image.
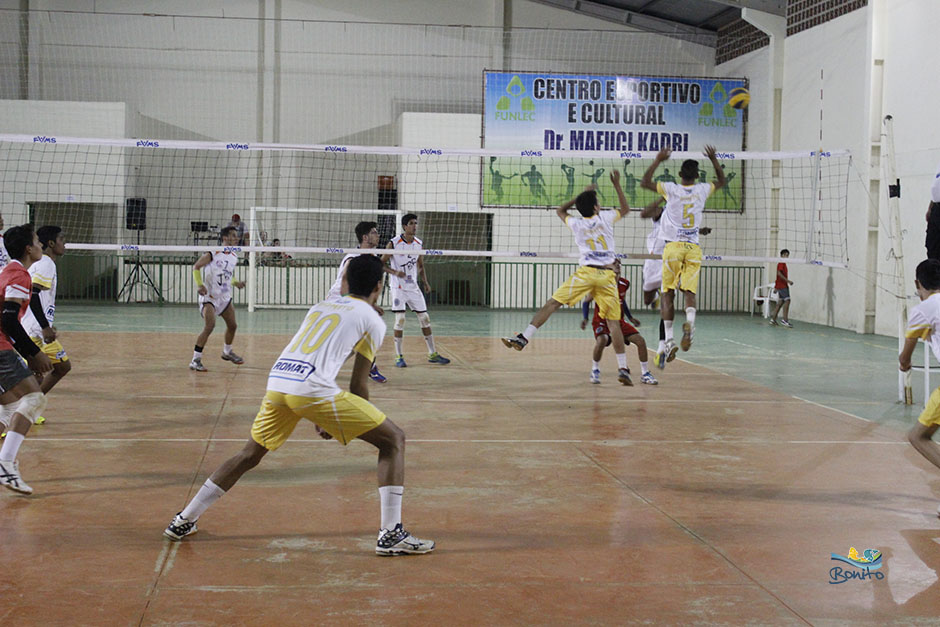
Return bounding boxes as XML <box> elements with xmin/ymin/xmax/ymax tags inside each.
<box><xmin>496</xmin><ymin>75</ymin><xmax>535</xmax><ymax>118</ymax></box>
<box><xmin>698</xmin><ymin>81</ymin><xmax>741</xmax><ymax>127</ymax></box>
<box><xmin>829</xmin><ymin>547</ymin><xmax>884</xmax><ymax>584</ymax></box>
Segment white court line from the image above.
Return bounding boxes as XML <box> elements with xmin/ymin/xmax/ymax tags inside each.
<box><xmin>27</xmin><ymin>437</ymin><xmax>902</xmax><ymax>444</ymax></box>
<box><xmin>130</xmin><ymin>395</ymin><xmax>801</xmax><ymax>404</ymax></box>
<box><xmin>791</xmin><ymin>395</ymin><xmax>872</xmax><ymax>423</ymax></box>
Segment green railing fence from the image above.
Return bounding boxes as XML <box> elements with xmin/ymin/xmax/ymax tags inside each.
<box><xmin>57</xmin><ymin>253</ymin><xmax>766</xmax><ymax>313</ymax></box>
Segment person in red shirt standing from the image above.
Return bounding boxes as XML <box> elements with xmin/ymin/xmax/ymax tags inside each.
<box><xmin>0</xmin><ymin>225</ymin><xmax>53</xmax><ymax>494</ymax></box>
<box><xmin>581</xmin><ymin>259</ymin><xmax>658</xmax><ymax>386</ymax></box>
<box><xmin>770</xmin><ymin>248</ymin><xmax>794</xmax><ymax>328</ymax></box>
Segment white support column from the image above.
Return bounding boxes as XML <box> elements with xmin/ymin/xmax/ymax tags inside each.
<box><xmin>741</xmin><ymin>8</ymin><xmax>786</xmax><ymax>282</ymax></box>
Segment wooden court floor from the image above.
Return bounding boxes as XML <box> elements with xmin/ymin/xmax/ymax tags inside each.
<box><xmin>1</xmin><ymin>327</ymin><xmax>939</xmax><ymax>625</ymax></box>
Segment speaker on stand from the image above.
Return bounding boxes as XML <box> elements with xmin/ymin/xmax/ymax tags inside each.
<box><xmin>117</xmin><ymin>198</ymin><xmax>164</xmax><ymax>302</ymax></box>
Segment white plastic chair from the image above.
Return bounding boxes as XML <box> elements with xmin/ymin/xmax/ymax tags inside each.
<box><xmin>752</xmin><ymin>283</ymin><xmax>777</xmax><ymax>318</ymax></box>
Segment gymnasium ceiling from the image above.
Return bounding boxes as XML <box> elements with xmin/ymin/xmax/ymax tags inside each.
<box><xmin>529</xmin><ymin>0</ymin><xmax>786</xmax><ymax>46</ymax></box>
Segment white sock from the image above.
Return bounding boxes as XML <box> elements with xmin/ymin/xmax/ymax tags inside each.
<box><xmin>181</xmin><ymin>479</ymin><xmax>226</xmax><ymax>521</ymax></box>
<box><xmin>394</xmin><ymin>336</ymin><xmax>403</xmax><ymax>356</ymax></box>
<box><xmin>192</xmin><ymin>350</ymin><xmax>202</xmax><ymax>361</ymax></box>
<box><xmin>685</xmin><ymin>308</ymin><xmax>696</xmax><ymax>328</ymax></box>
<box><xmin>0</xmin><ymin>430</ymin><xmax>24</xmax><ymax>461</ymax></box>
<box><xmin>657</xmin><ymin>340</ymin><xmax>665</xmax><ymax>353</ymax></box>
<box><xmin>591</xmin><ymin>360</ymin><xmax>600</xmax><ymax>371</ymax></box>
<box><xmin>616</xmin><ymin>352</ymin><xmax>627</xmax><ymax>369</ymax></box>
<box><xmin>664</xmin><ymin>320</ymin><xmax>674</xmax><ymax>341</ymax></box>
<box><xmin>223</xmin><ymin>344</ymin><xmax>232</xmax><ymax>355</ymax></box>
<box><xmin>424</xmin><ymin>335</ymin><xmax>435</xmax><ymax>354</ymax></box>
<box><xmin>379</xmin><ymin>485</ymin><xmax>403</xmax><ymax>530</ymax></box>
<box><xmin>641</xmin><ymin>361</ymin><xmax>650</xmax><ymax>374</ymax></box>
<box><xmin>522</xmin><ymin>324</ymin><xmax>538</xmax><ymax>341</ymax></box>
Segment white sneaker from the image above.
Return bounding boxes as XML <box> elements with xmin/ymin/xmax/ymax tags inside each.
<box><xmin>0</xmin><ymin>459</ymin><xmax>32</xmax><ymax>494</ymax></box>
<box><xmin>189</xmin><ymin>358</ymin><xmax>207</xmax><ymax>372</ymax></box>
<box><xmin>376</xmin><ymin>523</ymin><xmax>435</xmax><ymax>555</ymax></box>
<box><xmin>164</xmin><ymin>512</ymin><xmax>198</xmax><ymax>540</ymax></box>
<box><xmin>589</xmin><ymin>369</ymin><xmax>600</xmax><ymax>384</ymax></box>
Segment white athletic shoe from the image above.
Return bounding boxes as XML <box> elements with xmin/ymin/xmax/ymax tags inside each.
<box><xmin>376</xmin><ymin>523</ymin><xmax>435</xmax><ymax>555</ymax></box>
<box><xmin>164</xmin><ymin>512</ymin><xmax>198</xmax><ymax>541</ymax></box>
<box><xmin>589</xmin><ymin>369</ymin><xmax>600</xmax><ymax>384</ymax></box>
<box><xmin>189</xmin><ymin>358</ymin><xmax>207</xmax><ymax>372</ymax></box>
<box><xmin>0</xmin><ymin>459</ymin><xmax>32</xmax><ymax>494</ymax></box>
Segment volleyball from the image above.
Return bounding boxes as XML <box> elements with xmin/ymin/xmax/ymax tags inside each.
<box><xmin>729</xmin><ymin>87</ymin><xmax>750</xmax><ymax>109</ymax></box>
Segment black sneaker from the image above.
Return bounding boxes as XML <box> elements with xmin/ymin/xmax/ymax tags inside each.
<box><xmin>376</xmin><ymin>523</ymin><xmax>435</xmax><ymax>555</ymax></box>
<box><xmin>164</xmin><ymin>512</ymin><xmax>198</xmax><ymax>541</ymax></box>
<box><xmin>501</xmin><ymin>334</ymin><xmax>528</xmax><ymax>351</ymax></box>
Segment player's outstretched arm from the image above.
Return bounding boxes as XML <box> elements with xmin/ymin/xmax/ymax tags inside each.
<box><xmin>641</xmin><ymin>147</ymin><xmax>670</xmax><ymax>191</ymax></box>
<box><xmin>900</xmin><ymin>336</ymin><xmax>918</xmax><ymax>372</ymax></box>
<box><xmin>192</xmin><ymin>252</ymin><xmax>212</xmax><ymax>296</ymax></box>
<box><xmin>704</xmin><ymin>145</ymin><xmax>726</xmax><ymax>190</ymax></box>
<box><xmin>610</xmin><ymin>170</ymin><xmax>630</xmax><ymax>217</ymax></box>
<box><xmin>640</xmin><ymin>197</ymin><xmax>665</xmax><ymax>219</ymax></box>
<box><xmin>349</xmin><ymin>352</ymin><xmax>373</xmax><ymax>401</ymax></box>
<box><xmin>555</xmin><ymin>196</ymin><xmax>578</xmax><ymax>222</ymax></box>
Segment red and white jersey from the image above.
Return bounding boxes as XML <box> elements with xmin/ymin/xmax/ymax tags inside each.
<box><xmin>0</xmin><ymin>260</ymin><xmax>32</xmax><ymax>352</ymax></box>
<box><xmin>388</xmin><ymin>235</ymin><xmax>422</xmax><ymax>290</ymax></box>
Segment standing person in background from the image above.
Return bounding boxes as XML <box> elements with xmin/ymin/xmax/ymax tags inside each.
<box><xmin>382</xmin><ymin>214</ymin><xmax>450</xmax><ymax>368</ymax></box>
<box><xmin>769</xmin><ymin>249</ymin><xmax>794</xmax><ymax>328</ymax></box>
<box><xmin>189</xmin><ymin>226</ymin><xmax>246</xmax><ymax>372</ymax></box>
<box><xmin>227</xmin><ymin>214</ymin><xmax>247</xmax><ymax>247</ymax></box>
<box><xmin>925</xmin><ymin>161</ymin><xmax>940</xmax><ymax>260</ymax></box>
<box><xmin>21</xmin><ymin>226</ymin><xmax>72</xmax><ymax>399</ymax></box>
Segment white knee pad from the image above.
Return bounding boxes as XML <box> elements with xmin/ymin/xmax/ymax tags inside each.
<box><xmin>0</xmin><ymin>405</ymin><xmax>13</xmax><ymax>429</ymax></box>
<box><xmin>416</xmin><ymin>311</ymin><xmax>431</xmax><ymax>329</ymax></box>
<box><xmin>394</xmin><ymin>312</ymin><xmax>406</xmax><ymax>331</ymax></box>
<box><xmin>15</xmin><ymin>392</ymin><xmax>46</xmax><ymax>425</ymax></box>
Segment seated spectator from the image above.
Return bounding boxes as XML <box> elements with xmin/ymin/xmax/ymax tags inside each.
<box><xmin>264</xmin><ymin>238</ymin><xmax>293</xmax><ymax>266</ymax></box>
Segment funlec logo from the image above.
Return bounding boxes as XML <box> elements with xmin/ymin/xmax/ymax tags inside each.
<box><xmin>520</xmin><ymin>150</ymin><xmax>542</xmax><ymax>157</ymax></box>
<box><xmin>495</xmin><ymin>74</ymin><xmax>535</xmax><ymax>122</ymax></box>
<box><xmin>136</xmin><ymin>140</ymin><xmax>159</xmax><ymax>148</ymax></box>
<box><xmin>519</xmin><ymin>251</ymin><xmax>537</xmax><ymax>257</ymax></box>
<box><xmin>620</xmin><ymin>151</ymin><xmax>642</xmax><ymax>159</ymax></box>
<box><xmin>419</xmin><ymin>148</ymin><xmax>443</xmax><ymax>156</ymax></box>
<box><xmin>324</xmin><ymin>145</ymin><xmax>347</xmax><ymax>152</ymax></box>
<box><xmin>226</xmin><ymin>143</ymin><xmax>249</xmax><ymax>150</ymax></box>
<box><xmin>33</xmin><ymin>136</ymin><xmax>56</xmax><ymax>143</ymax></box>
<box><xmin>425</xmin><ymin>249</ymin><xmax>443</xmax><ymax>255</ymax></box>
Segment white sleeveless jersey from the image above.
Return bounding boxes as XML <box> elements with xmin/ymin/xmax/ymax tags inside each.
<box><xmin>906</xmin><ymin>293</ymin><xmax>940</xmax><ymax>363</ymax></box>
<box><xmin>267</xmin><ymin>295</ymin><xmax>387</xmax><ymax>396</ymax></box>
<box><xmin>657</xmin><ymin>181</ymin><xmax>715</xmax><ymax>245</ymax></box>
<box><xmin>388</xmin><ymin>235</ymin><xmax>422</xmax><ymax>290</ymax></box>
<box><xmin>202</xmin><ymin>250</ymin><xmax>239</xmax><ymax>300</ymax></box>
<box><xmin>22</xmin><ymin>254</ymin><xmax>57</xmax><ymax>337</ymax></box>
<box><xmin>566</xmin><ymin>210</ymin><xmax>621</xmax><ymax>266</ymax></box>
<box><xmin>327</xmin><ymin>252</ymin><xmax>361</xmax><ymax>299</ymax></box>
<box><xmin>0</xmin><ymin>235</ymin><xmax>8</xmax><ymax>271</ymax></box>
<box><xmin>646</xmin><ymin>215</ymin><xmax>664</xmax><ymax>255</ymax></box>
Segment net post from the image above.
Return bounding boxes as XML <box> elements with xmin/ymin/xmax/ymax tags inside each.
<box><xmin>248</xmin><ymin>206</ymin><xmax>258</xmax><ymax>313</ymax></box>
<box><xmin>883</xmin><ymin>116</ymin><xmax>908</xmax><ymax>402</ymax></box>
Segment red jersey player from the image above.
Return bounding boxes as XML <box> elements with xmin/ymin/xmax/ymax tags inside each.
<box><xmin>0</xmin><ymin>224</ymin><xmax>53</xmax><ymax>494</ymax></box>
<box><xmin>581</xmin><ymin>259</ymin><xmax>657</xmax><ymax>386</ymax></box>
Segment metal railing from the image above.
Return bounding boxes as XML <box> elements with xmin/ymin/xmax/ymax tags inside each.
<box><xmin>57</xmin><ymin>253</ymin><xmax>765</xmax><ymax>313</ymax></box>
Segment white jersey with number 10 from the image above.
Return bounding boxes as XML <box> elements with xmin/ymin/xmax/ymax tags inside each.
<box><xmin>267</xmin><ymin>295</ymin><xmax>386</xmax><ymax>397</ymax></box>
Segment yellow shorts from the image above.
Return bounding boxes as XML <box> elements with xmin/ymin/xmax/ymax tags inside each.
<box><xmin>662</xmin><ymin>241</ymin><xmax>702</xmax><ymax>294</ymax></box>
<box><xmin>551</xmin><ymin>266</ymin><xmax>620</xmax><ymax>320</ymax></box>
<box><xmin>918</xmin><ymin>387</ymin><xmax>940</xmax><ymax>427</ymax></box>
<box><xmin>251</xmin><ymin>389</ymin><xmax>386</xmax><ymax>449</ymax></box>
<box><xmin>30</xmin><ymin>337</ymin><xmax>69</xmax><ymax>364</ymax></box>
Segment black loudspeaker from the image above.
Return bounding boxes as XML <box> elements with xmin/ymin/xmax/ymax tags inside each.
<box><xmin>125</xmin><ymin>198</ymin><xmax>147</xmax><ymax>231</ymax></box>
